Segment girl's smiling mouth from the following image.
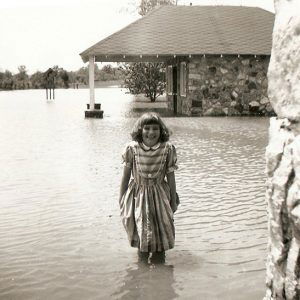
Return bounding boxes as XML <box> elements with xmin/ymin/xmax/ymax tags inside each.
<box><xmin>142</xmin><ymin>124</ymin><xmax>161</xmax><ymax>147</ymax></box>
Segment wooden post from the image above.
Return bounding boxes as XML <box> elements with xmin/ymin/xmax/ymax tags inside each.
<box><xmin>264</xmin><ymin>1</ymin><xmax>300</xmax><ymax>299</ymax></box>
<box><xmin>85</xmin><ymin>55</ymin><xmax>103</xmax><ymax>118</ymax></box>
<box><xmin>89</xmin><ymin>55</ymin><xmax>95</xmax><ymax>110</ymax></box>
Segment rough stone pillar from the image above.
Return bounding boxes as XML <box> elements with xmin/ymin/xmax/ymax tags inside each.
<box><xmin>265</xmin><ymin>1</ymin><xmax>300</xmax><ymax>299</ymax></box>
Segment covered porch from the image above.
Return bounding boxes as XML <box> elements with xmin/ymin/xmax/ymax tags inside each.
<box><xmin>81</xmin><ymin>54</ymin><xmax>178</xmax><ymax>118</ymax></box>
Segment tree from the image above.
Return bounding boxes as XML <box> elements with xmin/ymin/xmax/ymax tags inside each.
<box><xmin>76</xmin><ymin>66</ymin><xmax>89</xmax><ymax>85</ymax></box>
<box><xmin>14</xmin><ymin>65</ymin><xmax>30</xmax><ymax>89</ymax></box>
<box><xmin>102</xmin><ymin>64</ymin><xmax>113</xmax><ymax>74</ymax></box>
<box><xmin>60</xmin><ymin>70</ymin><xmax>69</xmax><ymax>88</ymax></box>
<box><xmin>138</xmin><ymin>0</ymin><xmax>176</xmax><ymax>16</ymax></box>
<box><xmin>0</xmin><ymin>70</ymin><xmax>13</xmax><ymax>90</ymax></box>
<box><xmin>0</xmin><ymin>64</ymin><xmax>125</xmax><ymax>91</ymax></box>
<box><xmin>30</xmin><ymin>71</ymin><xmax>45</xmax><ymax>89</ymax></box>
<box><xmin>123</xmin><ymin>62</ymin><xmax>166</xmax><ymax>102</ymax></box>
<box><xmin>124</xmin><ymin>0</ymin><xmax>176</xmax><ymax>101</ymax></box>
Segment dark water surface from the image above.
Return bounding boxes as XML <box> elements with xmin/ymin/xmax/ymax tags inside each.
<box><xmin>0</xmin><ymin>88</ymin><xmax>269</xmax><ymax>299</ymax></box>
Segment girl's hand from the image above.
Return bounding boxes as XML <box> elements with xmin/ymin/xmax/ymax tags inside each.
<box><xmin>171</xmin><ymin>202</ymin><xmax>177</xmax><ymax>213</ymax></box>
<box><xmin>166</xmin><ymin>171</ymin><xmax>177</xmax><ymax>213</ymax></box>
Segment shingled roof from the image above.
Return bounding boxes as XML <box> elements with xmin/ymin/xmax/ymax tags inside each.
<box><xmin>80</xmin><ymin>5</ymin><xmax>274</xmax><ymax>63</ymax></box>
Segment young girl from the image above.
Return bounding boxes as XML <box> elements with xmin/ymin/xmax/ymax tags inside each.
<box><xmin>119</xmin><ymin>112</ymin><xmax>178</xmax><ymax>258</ymax></box>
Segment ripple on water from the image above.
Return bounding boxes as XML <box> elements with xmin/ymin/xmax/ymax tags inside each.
<box><xmin>0</xmin><ymin>89</ymin><xmax>269</xmax><ymax>299</ymax></box>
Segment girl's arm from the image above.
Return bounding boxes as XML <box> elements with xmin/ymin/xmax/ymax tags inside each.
<box><xmin>119</xmin><ymin>166</ymin><xmax>131</xmax><ymax>204</ymax></box>
<box><xmin>166</xmin><ymin>171</ymin><xmax>177</xmax><ymax>213</ymax></box>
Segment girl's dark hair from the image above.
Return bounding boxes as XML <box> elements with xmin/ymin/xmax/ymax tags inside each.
<box><xmin>131</xmin><ymin>112</ymin><xmax>170</xmax><ymax>142</ymax></box>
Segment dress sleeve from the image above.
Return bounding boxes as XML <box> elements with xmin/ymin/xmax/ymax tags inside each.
<box><xmin>121</xmin><ymin>143</ymin><xmax>133</xmax><ymax>169</ymax></box>
<box><xmin>166</xmin><ymin>143</ymin><xmax>178</xmax><ymax>173</ymax></box>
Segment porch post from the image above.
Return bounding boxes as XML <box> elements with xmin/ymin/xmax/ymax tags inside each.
<box><xmin>89</xmin><ymin>55</ymin><xmax>95</xmax><ymax>110</ymax></box>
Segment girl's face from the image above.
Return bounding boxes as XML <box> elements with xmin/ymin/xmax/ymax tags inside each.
<box><xmin>142</xmin><ymin>124</ymin><xmax>161</xmax><ymax>147</ymax></box>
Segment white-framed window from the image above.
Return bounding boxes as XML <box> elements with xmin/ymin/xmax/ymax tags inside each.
<box><xmin>167</xmin><ymin>65</ymin><xmax>173</xmax><ymax>95</ymax></box>
<box><xmin>180</xmin><ymin>62</ymin><xmax>187</xmax><ymax>97</ymax></box>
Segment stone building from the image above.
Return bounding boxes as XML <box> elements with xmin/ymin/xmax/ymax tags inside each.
<box><xmin>80</xmin><ymin>5</ymin><xmax>275</xmax><ymax>116</ymax></box>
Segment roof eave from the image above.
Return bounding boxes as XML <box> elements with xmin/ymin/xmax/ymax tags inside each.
<box><xmin>80</xmin><ymin>52</ymin><xmax>271</xmax><ymax>63</ymax></box>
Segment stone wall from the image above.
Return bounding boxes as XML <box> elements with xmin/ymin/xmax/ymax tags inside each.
<box><xmin>265</xmin><ymin>119</ymin><xmax>300</xmax><ymax>300</ymax></box>
<box><xmin>185</xmin><ymin>55</ymin><xmax>274</xmax><ymax>116</ymax></box>
<box><xmin>264</xmin><ymin>0</ymin><xmax>300</xmax><ymax>299</ymax></box>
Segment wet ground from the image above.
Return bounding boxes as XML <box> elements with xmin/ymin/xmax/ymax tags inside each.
<box><xmin>0</xmin><ymin>87</ymin><xmax>269</xmax><ymax>299</ymax></box>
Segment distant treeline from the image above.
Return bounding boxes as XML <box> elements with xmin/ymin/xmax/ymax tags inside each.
<box><xmin>0</xmin><ymin>64</ymin><xmax>125</xmax><ymax>90</ymax></box>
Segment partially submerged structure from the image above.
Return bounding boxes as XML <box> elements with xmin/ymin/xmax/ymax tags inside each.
<box><xmin>80</xmin><ymin>5</ymin><xmax>274</xmax><ymax>116</ymax></box>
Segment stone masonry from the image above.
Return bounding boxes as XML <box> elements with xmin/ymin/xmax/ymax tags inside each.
<box><xmin>264</xmin><ymin>0</ymin><xmax>300</xmax><ymax>299</ymax></box>
<box><xmin>186</xmin><ymin>55</ymin><xmax>274</xmax><ymax>116</ymax></box>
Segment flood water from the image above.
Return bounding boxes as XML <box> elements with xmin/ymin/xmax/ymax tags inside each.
<box><xmin>0</xmin><ymin>87</ymin><xmax>269</xmax><ymax>299</ymax></box>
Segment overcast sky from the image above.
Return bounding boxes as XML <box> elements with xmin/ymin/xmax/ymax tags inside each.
<box><xmin>0</xmin><ymin>0</ymin><xmax>275</xmax><ymax>74</ymax></box>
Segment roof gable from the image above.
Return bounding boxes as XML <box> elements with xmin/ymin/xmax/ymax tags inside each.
<box><xmin>80</xmin><ymin>5</ymin><xmax>274</xmax><ymax>62</ymax></box>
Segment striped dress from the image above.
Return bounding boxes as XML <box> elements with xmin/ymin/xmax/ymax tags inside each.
<box><xmin>120</xmin><ymin>141</ymin><xmax>178</xmax><ymax>252</ymax></box>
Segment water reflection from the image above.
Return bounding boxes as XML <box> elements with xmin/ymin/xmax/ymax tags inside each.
<box><xmin>0</xmin><ymin>88</ymin><xmax>269</xmax><ymax>299</ymax></box>
<box><xmin>114</xmin><ymin>252</ymin><xmax>177</xmax><ymax>300</ymax></box>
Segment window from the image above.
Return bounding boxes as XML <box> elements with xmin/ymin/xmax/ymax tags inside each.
<box><xmin>167</xmin><ymin>65</ymin><xmax>173</xmax><ymax>95</ymax></box>
<box><xmin>180</xmin><ymin>62</ymin><xmax>187</xmax><ymax>97</ymax></box>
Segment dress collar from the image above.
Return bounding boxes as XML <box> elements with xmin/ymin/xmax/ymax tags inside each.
<box><xmin>140</xmin><ymin>142</ymin><xmax>161</xmax><ymax>151</ymax></box>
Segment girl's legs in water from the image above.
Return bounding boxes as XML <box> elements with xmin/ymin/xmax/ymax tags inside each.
<box><xmin>138</xmin><ymin>250</ymin><xmax>149</xmax><ymax>262</ymax></box>
<box><xmin>138</xmin><ymin>250</ymin><xmax>165</xmax><ymax>264</ymax></box>
<box><xmin>148</xmin><ymin>251</ymin><xmax>165</xmax><ymax>264</ymax></box>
